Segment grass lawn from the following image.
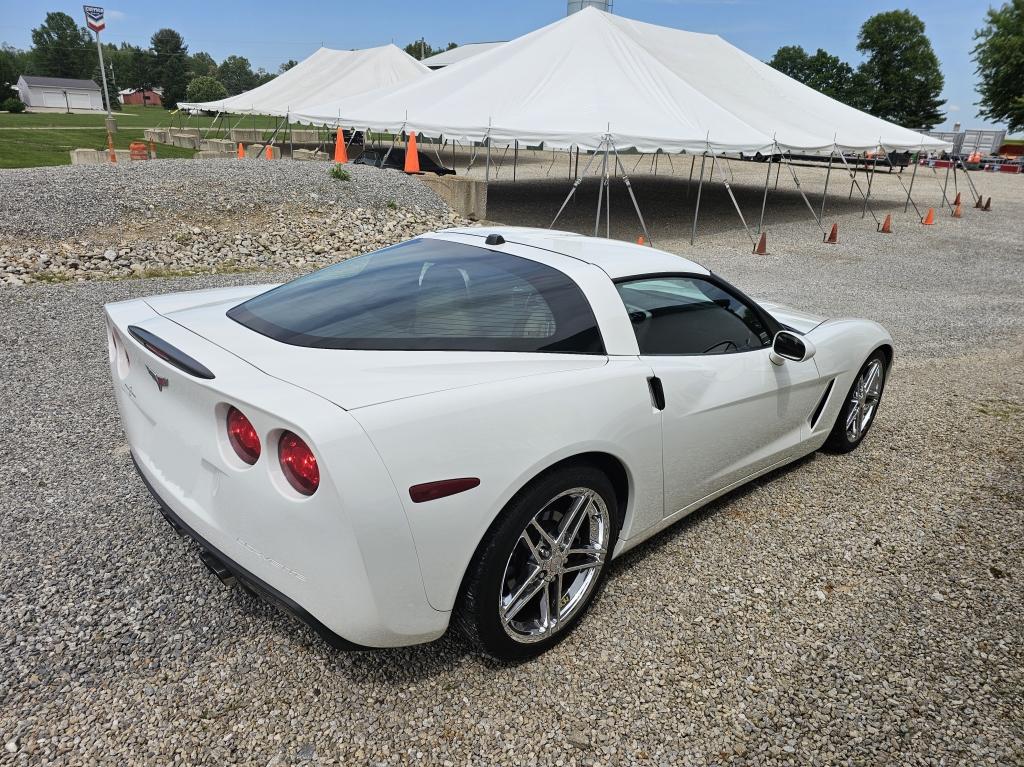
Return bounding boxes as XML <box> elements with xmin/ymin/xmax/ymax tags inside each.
<box><xmin>0</xmin><ymin>106</ymin><xmax>290</xmax><ymax>168</ymax></box>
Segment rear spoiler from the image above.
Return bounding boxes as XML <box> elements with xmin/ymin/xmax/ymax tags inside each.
<box><xmin>128</xmin><ymin>325</ymin><xmax>216</xmax><ymax>380</ymax></box>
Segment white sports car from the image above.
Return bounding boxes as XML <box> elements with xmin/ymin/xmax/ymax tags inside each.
<box><xmin>106</xmin><ymin>227</ymin><xmax>891</xmax><ymax>660</ymax></box>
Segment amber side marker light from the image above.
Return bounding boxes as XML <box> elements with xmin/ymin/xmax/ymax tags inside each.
<box><xmin>409</xmin><ymin>478</ymin><xmax>481</xmax><ymax>504</ymax></box>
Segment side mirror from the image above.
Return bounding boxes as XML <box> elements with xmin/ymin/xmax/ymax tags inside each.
<box><xmin>770</xmin><ymin>330</ymin><xmax>816</xmax><ymax>365</ymax></box>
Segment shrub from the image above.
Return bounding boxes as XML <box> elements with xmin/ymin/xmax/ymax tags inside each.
<box><xmin>386</xmin><ymin>200</ymin><xmax>398</xmax><ymax>210</ymax></box>
<box><xmin>184</xmin><ymin>76</ymin><xmax>227</xmax><ymax>104</ymax></box>
<box><xmin>2</xmin><ymin>98</ymin><xmax>25</xmax><ymax>113</ymax></box>
<box><xmin>329</xmin><ymin>164</ymin><xmax>350</xmax><ymax>181</ymax></box>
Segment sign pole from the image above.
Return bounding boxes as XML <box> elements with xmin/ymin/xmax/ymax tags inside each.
<box><xmin>84</xmin><ymin>6</ymin><xmax>115</xmax><ymax>161</ymax></box>
<box><xmin>95</xmin><ymin>30</ymin><xmax>111</xmax><ymax>115</ymax></box>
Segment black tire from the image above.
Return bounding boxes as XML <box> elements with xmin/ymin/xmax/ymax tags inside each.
<box><xmin>455</xmin><ymin>464</ymin><xmax>620</xmax><ymax>661</ymax></box>
<box><xmin>823</xmin><ymin>351</ymin><xmax>888</xmax><ymax>454</ymax></box>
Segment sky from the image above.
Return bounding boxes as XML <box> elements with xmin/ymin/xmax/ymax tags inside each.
<box><xmin>0</xmin><ymin>0</ymin><xmax>1007</xmax><ymax>134</ymax></box>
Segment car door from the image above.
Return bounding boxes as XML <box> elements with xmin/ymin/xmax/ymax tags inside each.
<box><xmin>615</xmin><ymin>275</ymin><xmax>824</xmax><ymax>516</ymax></box>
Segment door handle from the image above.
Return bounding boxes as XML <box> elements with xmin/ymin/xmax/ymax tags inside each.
<box><xmin>647</xmin><ymin>376</ymin><xmax>666</xmax><ymax>410</ymax></box>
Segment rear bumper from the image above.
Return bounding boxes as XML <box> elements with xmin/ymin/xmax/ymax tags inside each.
<box><xmin>132</xmin><ymin>454</ymin><xmax>362</xmax><ymax>650</ymax></box>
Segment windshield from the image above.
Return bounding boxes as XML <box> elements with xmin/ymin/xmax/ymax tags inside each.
<box><xmin>227</xmin><ymin>238</ymin><xmax>605</xmax><ymax>354</ymax></box>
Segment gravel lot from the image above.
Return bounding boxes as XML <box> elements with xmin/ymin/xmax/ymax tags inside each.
<box><xmin>1</xmin><ymin>159</ymin><xmax>1022</xmax><ymax>765</ymax></box>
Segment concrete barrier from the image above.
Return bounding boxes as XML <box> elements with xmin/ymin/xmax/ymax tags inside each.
<box><xmin>197</xmin><ymin>149</ymin><xmax>238</xmax><ymax>159</ymax></box>
<box><xmin>293</xmin><ymin>148</ymin><xmax>329</xmax><ymax>161</ymax></box>
<box><xmin>289</xmin><ymin>129</ymin><xmax>320</xmax><ymax>143</ymax></box>
<box><xmin>230</xmin><ymin>129</ymin><xmax>267</xmax><ymax>143</ymax></box>
<box><xmin>170</xmin><ymin>132</ymin><xmax>201</xmax><ymax>149</ymax></box>
<box><xmin>245</xmin><ymin>144</ymin><xmax>281</xmax><ymax>160</ymax></box>
<box><xmin>70</xmin><ymin>148</ymin><xmax>135</xmax><ymax>164</ymax></box>
<box><xmin>200</xmin><ymin>139</ymin><xmax>236</xmax><ymax>152</ymax></box>
<box><xmin>144</xmin><ymin>129</ymin><xmax>169</xmax><ymax>144</ymax></box>
<box><xmin>421</xmin><ymin>175</ymin><xmax>487</xmax><ymax>220</ymax></box>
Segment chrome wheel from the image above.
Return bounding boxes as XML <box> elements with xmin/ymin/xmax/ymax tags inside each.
<box><xmin>498</xmin><ymin>487</ymin><xmax>610</xmax><ymax>644</ymax></box>
<box><xmin>845</xmin><ymin>358</ymin><xmax>884</xmax><ymax>442</ymax></box>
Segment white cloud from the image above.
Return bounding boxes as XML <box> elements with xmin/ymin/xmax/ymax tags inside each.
<box><xmin>947</xmin><ymin>104</ymin><xmax>961</xmax><ymax>112</ymax></box>
<box><xmin>106</xmin><ymin>9</ymin><xmax>126</xmax><ymax>20</ymax></box>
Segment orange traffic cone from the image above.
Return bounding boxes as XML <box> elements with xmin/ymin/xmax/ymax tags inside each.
<box><xmin>953</xmin><ymin>192</ymin><xmax>961</xmax><ymax>206</ymax></box>
<box><xmin>982</xmin><ymin>197</ymin><xmax>992</xmax><ymax>211</ymax></box>
<box><xmin>878</xmin><ymin>213</ymin><xmax>893</xmax><ymax>233</ymax></box>
<box><xmin>824</xmin><ymin>222</ymin><xmax>839</xmax><ymax>244</ymax></box>
<box><xmin>636</xmin><ymin>235</ymin><xmax>645</xmax><ymax>245</ymax></box>
<box><xmin>753</xmin><ymin>232</ymin><xmax>768</xmax><ymax>255</ymax></box>
<box><xmin>264</xmin><ymin>144</ymin><xmax>274</xmax><ymax>160</ymax></box>
<box><xmin>922</xmin><ymin>207</ymin><xmax>935</xmax><ymax>225</ymax></box>
<box><xmin>237</xmin><ymin>143</ymin><xmax>245</xmax><ymax>159</ymax></box>
<box><xmin>952</xmin><ymin>203</ymin><xmax>962</xmax><ymax>218</ymax></box>
<box><xmin>404</xmin><ymin>132</ymin><xmax>421</xmax><ymax>174</ymax></box>
<box><xmin>334</xmin><ymin>128</ymin><xmax>348</xmax><ymax>163</ymax></box>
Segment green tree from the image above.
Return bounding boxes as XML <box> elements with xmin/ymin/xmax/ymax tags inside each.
<box><xmin>0</xmin><ymin>44</ymin><xmax>25</xmax><ymax>101</ymax></box>
<box><xmin>973</xmin><ymin>0</ymin><xmax>1024</xmax><ymax>133</ymax></box>
<box><xmin>279</xmin><ymin>59</ymin><xmax>298</xmax><ymax>73</ymax></box>
<box><xmin>190</xmin><ymin>51</ymin><xmax>217</xmax><ymax>78</ymax></box>
<box><xmin>769</xmin><ymin>45</ymin><xmax>868</xmax><ymax>107</ymax></box>
<box><xmin>254</xmin><ymin>67</ymin><xmax>275</xmax><ymax>86</ymax></box>
<box><xmin>855</xmin><ymin>10</ymin><xmax>945</xmax><ymax>129</ymax></box>
<box><xmin>30</xmin><ymin>12</ymin><xmax>93</xmax><ymax>79</ymax></box>
<box><xmin>403</xmin><ymin>40</ymin><xmax>457</xmax><ymax>60</ymax></box>
<box><xmin>151</xmin><ymin>28</ymin><xmax>189</xmax><ymax>108</ymax></box>
<box><xmin>217</xmin><ymin>54</ymin><xmax>257</xmax><ymax>95</ymax></box>
<box><xmin>185</xmin><ymin>75</ymin><xmax>227</xmax><ymax>103</ymax></box>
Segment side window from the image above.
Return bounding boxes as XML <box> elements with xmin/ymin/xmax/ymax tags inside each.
<box><xmin>616</xmin><ymin>276</ymin><xmax>772</xmax><ymax>355</ymax></box>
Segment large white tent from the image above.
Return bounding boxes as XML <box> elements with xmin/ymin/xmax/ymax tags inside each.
<box><xmin>179</xmin><ymin>44</ymin><xmax>429</xmax><ymax>117</ymax></box>
<box><xmin>292</xmin><ymin>8</ymin><xmax>949</xmax><ymax>155</ymax></box>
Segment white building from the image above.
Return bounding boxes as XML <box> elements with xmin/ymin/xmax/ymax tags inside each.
<box><xmin>16</xmin><ymin>76</ymin><xmax>104</xmax><ymax>111</ymax></box>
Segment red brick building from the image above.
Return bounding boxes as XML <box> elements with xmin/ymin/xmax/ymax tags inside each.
<box><xmin>119</xmin><ymin>88</ymin><xmax>162</xmax><ymax>107</ymax></box>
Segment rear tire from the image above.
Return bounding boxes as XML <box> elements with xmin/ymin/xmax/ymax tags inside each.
<box><xmin>455</xmin><ymin>464</ymin><xmax>619</xmax><ymax>661</ymax></box>
<box><xmin>823</xmin><ymin>351</ymin><xmax>887</xmax><ymax>453</ymax></box>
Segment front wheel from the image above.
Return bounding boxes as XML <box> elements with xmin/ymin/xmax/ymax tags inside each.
<box><xmin>455</xmin><ymin>465</ymin><xmax>619</xmax><ymax>661</ymax></box>
<box><xmin>823</xmin><ymin>352</ymin><xmax>887</xmax><ymax>453</ymax></box>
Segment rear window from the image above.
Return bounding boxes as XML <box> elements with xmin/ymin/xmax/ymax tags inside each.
<box><xmin>227</xmin><ymin>238</ymin><xmax>605</xmax><ymax>353</ymax></box>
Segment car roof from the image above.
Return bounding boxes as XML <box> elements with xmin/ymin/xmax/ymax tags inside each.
<box><xmin>436</xmin><ymin>227</ymin><xmax>710</xmax><ymax>279</ymax></box>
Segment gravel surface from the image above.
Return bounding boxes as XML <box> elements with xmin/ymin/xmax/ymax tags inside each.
<box><xmin>0</xmin><ymin>159</ymin><xmax>451</xmax><ymax>241</ymax></box>
<box><xmin>1</xmin><ymin>160</ymin><xmax>1022</xmax><ymax>765</ymax></box>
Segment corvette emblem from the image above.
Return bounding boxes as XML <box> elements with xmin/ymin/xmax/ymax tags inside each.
<box><xmin>146</xmin><ymin>366</ymin><xmax>169</xmax><ymax>391</ymax></box>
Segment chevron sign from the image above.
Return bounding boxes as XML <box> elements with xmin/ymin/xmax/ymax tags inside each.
<box><xmin>83</xmin><ymin>5</ymin><xmax>105</xmax><ymax>33</ymax></box>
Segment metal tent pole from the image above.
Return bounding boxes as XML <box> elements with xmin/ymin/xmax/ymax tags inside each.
<box><xmin>936</xmin><ymin>160</ymin><xmax>953</xmax><ymax>212</ymax></box>
<box><xmin>709</xmin><ymin>151</ymin><xmax>756</xmax><ymax>248</ymax></box>
<box><xmin>955</xmin><ymin>154</ymin><xmax>982</xmax><ymax>203</ymax></box>
<box><xmin>819</xmin><ymin>151</ymin><xmax>834</xmax><ymax>223</ymax></box>
<box><xmin>834</xmin><ymin>146</ymin><xmax>880</xmax><ymax>226</ymax></box>
<box><xmin>549</xmin><ymin>139</ymin><xmax>604</xmax><ymax>229</ymax></box>
<box><xmin>880</xmin><ymin>145</ymin><xmax>924</xmax><ymax>220</ymax></box>
<box><xmin>757</xmin><ymin>157</ymin><xmax>772</xmax><ymax>234</ymax></box>
<box><xmin>861</xmin><ymin>146</ymin><xmax>880</xmax><ymax>219</ymax></box>
<box><xmin>780</xmin><ymin>145</ymin><xmax>828</xmax><ymax>234</ymax></box>
<box><xmin>905</xmin><ymin>145</ymin><xmax>922</xmax><ymax>212</ymax></box>
<box><xmin>595</xmin><ymin>139</ymin><xmax>609</xmax><ymax>237</ymax></box>
<box><xmin>687</xmin><ymin>154</ymin><xmax>696</xmax><ymax>201</ymax></box>
<box><xmin>611</xmin><ymin>141</ymin><xmax>652</xmax><ymax>246</ymax></box>
<box><xmin>690</xmin><ymin>153</ymin><xmax>707</xmax><ymax>246</ymax></box>
<box><xmin>513</xmin><ymin>140</ymin><xmax>518</xmax><ymax>182</ymax></box>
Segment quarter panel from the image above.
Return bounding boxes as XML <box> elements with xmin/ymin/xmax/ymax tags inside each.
<box><xmin>350</xmin><ymin>357</ymin><xmax>663</xmax><ymax>611</ymax></box>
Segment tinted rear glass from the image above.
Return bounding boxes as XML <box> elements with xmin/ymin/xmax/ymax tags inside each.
<box><xmin>228</xmin><ymin>238</ymin><xmax>605</xmax><ymax>353</ymax></box>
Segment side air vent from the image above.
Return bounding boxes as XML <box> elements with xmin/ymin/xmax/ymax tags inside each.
<box><xmin>809</xmin><ymin>379</ymin><xmax>835</xmax><ymax>428</ymax></box>
<box><xmin>127</xmin><ymin>325</ymin><xmax>215</xmax><ymax>380</ymax></box>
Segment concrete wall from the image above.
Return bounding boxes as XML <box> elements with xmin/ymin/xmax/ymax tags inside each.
<box><xmin>230</xmin><ymin>129</ymin><xmax>267</xmax><ymax>143</ymax></box>
<box><xmin>421</xmin><ymin>175</ymin><xmax>487</xmax><ymax>220</ymax></box>
<box><xmin>69</xmin><ymin>148</ymin><xmax>134</xmax><ymax>165</ymax></box>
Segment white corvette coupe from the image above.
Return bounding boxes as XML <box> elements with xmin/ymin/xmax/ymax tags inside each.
<box><xmin>106</xmin><ymin>227</ymin><xmax>892</xmax><ymax>660</ymax></box>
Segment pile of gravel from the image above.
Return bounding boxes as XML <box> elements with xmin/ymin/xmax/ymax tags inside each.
<box><xmin>0</xmin><ymin>159</ymin><xmax>451</xmax><ymax>241</ymax></box>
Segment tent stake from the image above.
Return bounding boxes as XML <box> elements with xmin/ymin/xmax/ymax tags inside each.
<box><xmin>690</xmin><ymin>153</ymin><xmax>707</xmax><ymax>246</ymax></box>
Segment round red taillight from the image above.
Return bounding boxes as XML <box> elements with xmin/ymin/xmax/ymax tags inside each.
<box><xmin>278</xmin><ymin>431</ymin><xmax>319</xmax><ymax>496</ymax></box>
<box><xmin>226</xmin><ymin>407</ymin><xmax>261</xmax><ymax>465</ymax></box>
